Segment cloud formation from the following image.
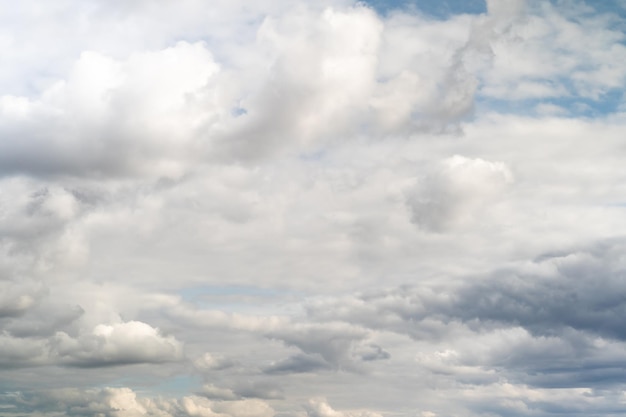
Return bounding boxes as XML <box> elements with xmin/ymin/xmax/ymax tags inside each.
<box><xmin>2</xmin><ymin>0</ymin><xmax>626</xmax><ymax>416</ymax></box>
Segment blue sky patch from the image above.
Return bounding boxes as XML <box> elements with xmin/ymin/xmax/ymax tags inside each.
<box><xmin>362</xmin><ymin>0</ymin><xmax>486</xmax><ymax>17</ymax></box>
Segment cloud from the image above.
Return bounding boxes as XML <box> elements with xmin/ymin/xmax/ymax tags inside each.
<box><xmin>198</xmin><ymin>384</ymin><xmax>240</xmax><ymax>401</ymax></box>
<box><xmin>4</xmin><ymin>387</ymin><xmax>276</xmax><ymax>417</ymax></box>
<box><xmin>218</xmin><ymin>6</ymin><xmax>384</xmax><ymax>159</ymax></box>
<box><xmin>305</xmin><ymin>237</ymin><xmax>626</xmax><ymax>393</ymax></box>
<box><xmin>406</xmin><ymin>155</ymin><xmax>513</xmax><ymax>232</ymax></box>
<box><xmin>478</xmin><ymin>1</ymin><xmax>626</xmax><ymax>102</ymax></box>
<box><xmin>230</xmin><ymin>381</ymin><xmax>284</xmax><ymax>400</ymax></box>
<box><xmin>4</xmin><ymin>387</ymin><xmax>179</xmax><ymax>417</ymax></box>
<box><xmin>0</xmin><ymin>41</ymin><xmax>220</xmax><ymax>178</ymax></box>
<box><xmin>0</xmin><ymin>333</ymin><xmax>49</xmax><ymax>368</ymax></box>
<box><xmin>264</xmin><ymin>353</ymin><xmax>330</xmax><ymax>375</ymax></box>
<box><xmin>0</xmin><ymin>2</ymin><xmax>517</xmax><ymax>177</ymax></box>
<box><xmin>0</xmin><ymin>281</ymin><xmax>45</xmax><ymax>318</ymax></box>
<box><xmin>52</xmin><ymin>320</ymin><xmax>183</xmax><ymax>367</ymax></box>
<box><xmin>182</xmin><ymin>396</ymin><xmax>275</xmax><ymax>417</ymax></box>
<box><xmin>451</xmin><ymin>240</ymin><xmax>626</xmax><ymax>340</ymax></box>
<box><xmin>194</xmin><ymin>352</ymin><xmax>238</xmax><ymax>372</ymax></box>
<box><xmin>309</xmin><ymin>238</ymin><xmax>626</xmax><ymax>342</ymax></box>
<box><xmin>1</xmin><ymin>1</ymin><xmax>626</xmax><ymax>416</ymax></box>
<box><xmin>304</xmin><ymin>398</ymin><xmax>383</xmax><ymax>417</ymax></box>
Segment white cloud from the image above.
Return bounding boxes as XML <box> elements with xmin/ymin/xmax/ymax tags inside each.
<box><xmin>52</xmin><ymin>320</ymin><xmax>183</xmax><ymax>367</ymax></box>
<box><xmin>0</xmin><ymin>41</ymin><xmax>220</xmax><ymax>178</ymax></box>
<box><xmin>304</xmin><ymin>398</ymin><xmax>383</xmax><ymax>417</ymax></box>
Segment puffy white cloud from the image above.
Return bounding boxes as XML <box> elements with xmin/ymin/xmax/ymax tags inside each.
<box><xmin>52</xmin><ymin>320</ymin><xmax>183</xmax><ymax>367</ymax></box>
<box><xmin>0</xmin><ymin>41</ymin><xmax>221</xmax><ymax>178</ymax></box>
<box><xmin>304</xmin><ymin>398</ymin><xmax>382</xmax><ymax>417</ymax></box>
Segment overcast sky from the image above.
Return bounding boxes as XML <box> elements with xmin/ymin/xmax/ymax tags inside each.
<box><xmin>1</xmin><ymin>0</ymin><xmax>626</xmax><ymax>416</ymax></box>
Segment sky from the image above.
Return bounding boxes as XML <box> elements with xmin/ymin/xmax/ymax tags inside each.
<box><xmin>1</xmin><ymin>0</ymin><xmax>626</xmax><ymax>416</ymax></box>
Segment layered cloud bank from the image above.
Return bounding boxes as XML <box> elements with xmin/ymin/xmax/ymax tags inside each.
<box><xmin>2</xmin><ymin>0</ymin><xmax>626</xmax><ymax>416</ymax></box>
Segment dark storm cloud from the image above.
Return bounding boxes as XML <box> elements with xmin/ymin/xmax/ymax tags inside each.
<box><xmin>452</xmin><ymin>239</ymin><xmax>626</xmax><ymax>340</ymax></box>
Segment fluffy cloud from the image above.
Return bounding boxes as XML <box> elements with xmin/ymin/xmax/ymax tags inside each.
<box><xmin>0</xmin><ymin>41</ymin><xmax>220</xmax><ymax>177</ymax></box>
<box><xmin>52</xmin><ymin>320</ymin><xmax>183</xmax><ymax>367</ymax></box>
<box><xmin>3</xmin><ymin>387</ymin><xmax>275</xmax><ymax>417</ymax></box>
<box><xmin>304</xmin><ymin>398</ymin><xmax>383</xmax><ymax>417</ymax></box>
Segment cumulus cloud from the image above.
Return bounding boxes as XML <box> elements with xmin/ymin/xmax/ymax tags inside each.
<box><xmin>0</xmin><ymin>41</ymin><xmax>220</xmax><ymax>178</ymax></box>
<box><xmin>304</xmin><ymin>398</ymin><xmax>383</xmax><ymax>417</ymax></box>
<box><xmin>52</xmin><ymin>320</ymin><xmax>183</xmax><ymax>367</ymax></box>
<box><xmin>0</xmin><ymin>1</ymin><xmax>523</xmax><ymax>176</ymax></box>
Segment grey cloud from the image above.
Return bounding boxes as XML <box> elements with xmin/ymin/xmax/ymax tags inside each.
<box><xmin>0</xmin><ymin>182</ymin><xmax>81</xmax><ymax>242</ymax></box>
<box><xmin>232</xmin><ymin>380</ymin><xmax>284</xmax><ymax>400</ymax></box>
<box><xmin>194</xmin><ymin>352</ymin><xmax>239</xmax><ymax>372</ymax></box>
<box><xmin>1</xmin><ymin>1</ymin><xmax>625</xmax><ymax>416</ymax></box>
<box><xmin>4</xmin><ymin>302</ymin><xmax>84</xmax><ymax>338</ymax></box>
<box><xmin>0</xmin><ymin>281</ymin><xmax>46</xmax><ymax>318</ymax></box>
<box><xmin>451</xmin><ymin>240</ymin><xmax>626</xmax><ymax>340</ymax></box>
<box><xmin>266</xmin><ymin>323</ymin><xmax>374</xmax><ymax>371</ymax></box>
<box><xmin>198</xmin><ymin>383</ymin><xmax>240</xmax><ymax>400</ymax></box>
<box><xmin>303</xmin><ymin>238</ymin><xmax>626</xmax><ymax>393</ymax></box>
<box><xmin>199</xmin><ymin>381</ymin><xmax>284</xmax><ymax>400</ymax></box>
<box><xmin>264</xmin><ymin>354</ymin><xmax>330</xmax><ymax>374</ymax></box>
<box><xmin>460</xmin><ymin>383</ymin><xmax>626</xmax><ymax>417</ymax></box>
<box><xmin>165</xmin><ymin>301</ymin><xmax>381</xmax><ymax>373</ymax></box>
<box><xmin>0</xmin><ymin>334</ymin><xmax>48</xmax><ymax>368</ymax></box>
<box><xmin>309</xmin><ymin>239</ymin><xmax>626</xmax><ymax>342</ymax></box>
<box><xmin>405</xmin><ymin>155</ymin><xmax>513</xmax><ymax>232</ymax></box>
<box><xmin>352</xmin><ymin>343</ymin><xmax>390</xmax><ymax>362</ymax></box>
<box><xmin>304</xmin><ymin>398</ymin><xmax>383</xmax><ymax>417</ymax></box>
